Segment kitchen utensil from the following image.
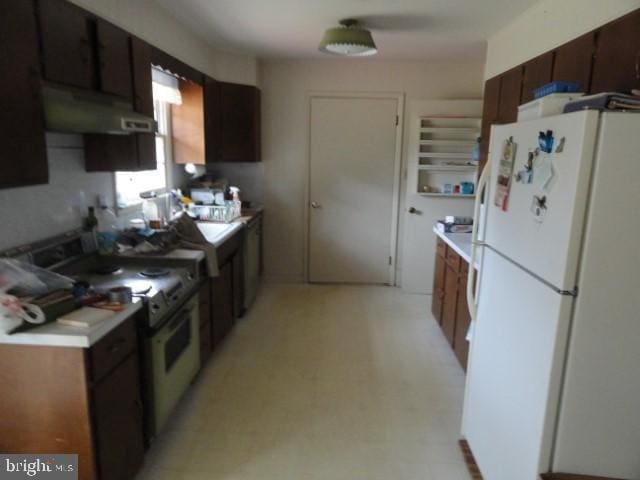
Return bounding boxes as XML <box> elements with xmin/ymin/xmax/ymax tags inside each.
<box><xmin>57</xmin><ymin>306</ymin><xmax>114</xmax><ymax>328</ymax></box>
<box><xmin>108</xmin><ymin>286</ymin><xmax>133</xmax><ymax>304</ymax></box>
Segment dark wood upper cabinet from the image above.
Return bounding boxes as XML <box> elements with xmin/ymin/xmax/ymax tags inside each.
<box><xmin>38</xmin><ymin>0</ymin><xmax>93</xmax><ymax>89</ymax></box>
<box><xmin>521</xmin><ymin>52</ymin><xmax>554</xmax><ymax>103</ymax></box>
<box><xmin>131</xmin><ymin>38</ymin><xmax>157</xmax><ymax>171</ymax></box>
<box><xmin>86</xmin><ymin>36</ymin><xmax>156</xmax><ymax>172</ymax></box>
<box><xmin>96</xmin><ymin>20</ymin><xmax>132</xmax><ymax>98</ymax></box>
<box><xmin>479</xmin><ymin>75</ymin><xmax>501</xmax><ymax>172</ymax></box>
<box><xmin>172</xmin><ymin>80</ymin><xmax>206</xmax><ymax>165</ymax></box>
<box><xmin>497</xmin><ymin>66</ymin><xmax>523</xmax><ymax>124</ymax></box>
<box><xmin>85</xmin><ymin>135</ymin><xmax>139</xmax><ymax>172</ymax></box>
<box><xmin>131</xmin><ymin>38</ymin><xmax>154</xmax><ymax>117</ymax></box>
<box><xmin>204</xmin><ymin>77</ymin><xmax>222</xmax><ymax>163</ymax></box>
<box><xmin>591</xmin><ymin>10</ymin><xmax>640</xmax><ymax>94</ymax></box>
<box><xmin>0</xmin><ymin>0</ymin><xmax>48</xmax><ymax>189</ymax></box>
<box><xmin>218</xmin><ymin>82</ymin><xmax>261</xmax><ymax>163</ymax></box>
<box><xmin>552</xmin><ymin>32</ymin><xmax>596</xmax><ymax>93</ymax></box>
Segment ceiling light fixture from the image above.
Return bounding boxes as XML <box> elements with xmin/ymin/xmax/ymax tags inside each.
<box><xmin>318</xmin><ymin>19</ymin><xmax>377</xmax><ymax>57</ymax></box>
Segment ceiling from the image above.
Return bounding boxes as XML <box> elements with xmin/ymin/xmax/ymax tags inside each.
<box><xmin>155</xmin><ymin>0</ymin><xmax>539</xmax><ymax>62</ymax></box>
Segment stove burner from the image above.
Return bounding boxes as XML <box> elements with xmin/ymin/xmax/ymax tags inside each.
<box><xmin>140</xmin><ymin>267</ymin><xmax>171</xmax><ymax>278</ymax></box>
<box><xmin>94</xmin><ymin>265</ymin><xmax>123</xmax><ymax>275</ymax></box>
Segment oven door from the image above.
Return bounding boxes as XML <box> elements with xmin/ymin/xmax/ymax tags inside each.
<box><xmin>146</xmin><ymin>293</ymin><xmax>199</xmax><ymax>437</ymax></box>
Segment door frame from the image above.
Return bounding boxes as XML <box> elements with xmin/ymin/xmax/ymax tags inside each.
<box><xmin>304</xmin><ymin>91</ymin><xmax>405</xmax><ymax>285</ymax></box>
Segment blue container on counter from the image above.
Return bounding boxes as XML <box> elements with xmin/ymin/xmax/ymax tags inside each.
<box><xmin>533</xmin><ymin>81</ymin><xmax>581</xmax><ymax>99</ymax></box>
<box><xmin>460</xmin><ymin>182</ymin><xmax>474</xmax><ymax>195</ymax></box>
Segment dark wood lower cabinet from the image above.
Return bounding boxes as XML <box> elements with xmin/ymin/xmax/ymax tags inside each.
<box><xmin>441</xmin><ymin>264</ymin><xmax>459</xmax><ymax>346</ymax></box>
<box><xmin>199</xmin><ymin>280</ymin><xmax>212</xmax><ymax>366</ymax></box>
<box><xmin>454</xmin><ymin>275</ymin><xmax>471</xmax><ymax>371</ymax></box>
<box><xmin>93</xmin><ymin>354</ymin><xmax>145</xmax><ymax>480</ymax></box>
<box><xmin>0</xmin><ymin>315</ymin><xmax>145</xmax><ymax>480</ymax></box>
<box><xmin>431</xmin><ymin>239</ymin><xmax>471</xmax><ymax>370</ymax></box>
<box><xmin>232</xmin><ymin>250</ymin><xmax>244</xmax><ymax>318</ymax></box>
<box><xmin>432</xmin><ymin>242</ymin><xmax>446</xmax><ymax>322</ymax></box>
<box><xmin>212</xmin><ymin>261</ymin><xmax>234</xmax><ymax>346</ymax></box>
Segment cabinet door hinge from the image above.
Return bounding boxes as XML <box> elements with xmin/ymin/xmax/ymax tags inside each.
<box><xmin>389</xmin><ymin>256</ymin><xmax>393</xmax><ymax>265</ymax></box>
<box><xmin>395</xmin><ymin>115</ymin><xmax>399</xmax><ymax>126</ymax></box>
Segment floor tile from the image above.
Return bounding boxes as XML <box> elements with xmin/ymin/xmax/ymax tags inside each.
<box><xmin>136</xmin><ymin>284</ymin><xmax>470</xmax><ymax>480</ymax></box>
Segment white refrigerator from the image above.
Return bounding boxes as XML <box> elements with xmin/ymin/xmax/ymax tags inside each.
<box><xmin>462</xmin><ymin>110</ymin><xmax>640</xmax><ymax>480</ymax></box>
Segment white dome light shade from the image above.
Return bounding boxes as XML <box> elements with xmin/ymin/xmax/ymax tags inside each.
<box><xmin>319</xmin><ymin>19</ymin><xmax>377</xmax><ymax>57</ymax></box>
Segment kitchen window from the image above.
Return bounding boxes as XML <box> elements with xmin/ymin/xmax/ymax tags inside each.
<box><xmin>115</xmin><ymin>69</ymin><xmax>182</xmax><ymax>210</ymax></box>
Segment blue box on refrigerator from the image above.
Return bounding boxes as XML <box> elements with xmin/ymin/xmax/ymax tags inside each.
<box><xmin>533</xmin><ymin>81</ymin><xmax>581</xmax><ymax>99</ymax></box>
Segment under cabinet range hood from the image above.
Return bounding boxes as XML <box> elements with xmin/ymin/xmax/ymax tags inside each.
<box><xmin>42</xmin><ymin>86</ymin><xmax>157</xmax><ymax>135</ymax></box>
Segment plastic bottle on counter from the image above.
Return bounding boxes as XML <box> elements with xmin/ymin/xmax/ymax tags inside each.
<box><xmin>142</xmin><ymin>198</ymin><xmax>160</xmax><ymax>229</ymax></box>
<box><xmin>96</xmin><ymin>198</ymin><xmax>119</xmax><ymax>255</ymax></box>
<box><xmin>83</xmin><ymin>207</ymin><xmax>98</xmax><ymax>232</ymax></box>
<box><xmin>229</xmin><ymin>186</ymin><xmax>242</xmax><ymax>219</ymax></box>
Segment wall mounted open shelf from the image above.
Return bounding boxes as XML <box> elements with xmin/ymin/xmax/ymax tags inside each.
<box><xmin>415</xmin><ymin>116</ymin><xmax>480</xmax><ymax>197</ymax></box>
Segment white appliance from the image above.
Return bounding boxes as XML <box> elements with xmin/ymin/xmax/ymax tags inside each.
<box><xmin>462</xmin><ymin>111</ymin><xmax>640</xmax><ymax>480</ymax></box>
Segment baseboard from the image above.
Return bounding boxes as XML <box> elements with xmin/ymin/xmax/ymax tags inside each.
<box><xmin>541</xmin><ymin>474</ymin><xmax>628</xmax><ymax>480</ymax></box>
<box><xmin>261</xmin><ymin>274</ymin><xmax>305</xmax><ymax>284</ymax></box>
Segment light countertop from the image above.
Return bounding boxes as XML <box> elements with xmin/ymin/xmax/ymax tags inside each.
<box><xmin>154</xmin><ymin>248</ymin><xmax>205</xmax><ymax>261</ymax></box>
<box><xmin>197</xmin><ymin>207</ymin><xmax>262</xmax><ymax>248</ymax></box>
<box><xmin>0</xmin><ymin>301</ymin><xmax>142</xmax><ymax>348</ymax></box>
<box><xmin>197</xmin><ymin>221</ymin><xmax>244</xmax><ymax>248</ymax></box>
<box><xmin>433</xmin><ymin>226</ymin><xmax>474</xmax><ymax>265</ymax></box>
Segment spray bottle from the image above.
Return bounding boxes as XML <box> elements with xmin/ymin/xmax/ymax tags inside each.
<box><xmin>229</xmin><ymin>186</ymin><xmax>241</xmax><ymax>219</ymax></box>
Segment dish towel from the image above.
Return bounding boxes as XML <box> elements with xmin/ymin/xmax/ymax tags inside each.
<box><xmin>171</xmin><ymin>214</ymin><xmax>219</xmax><ymax>277</ymax></box>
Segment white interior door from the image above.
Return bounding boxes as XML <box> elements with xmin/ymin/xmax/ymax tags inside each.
<box><xmin>309</xmin><ymin>96</ymin><xmax>399</xmax><ymax>284</ymax></box>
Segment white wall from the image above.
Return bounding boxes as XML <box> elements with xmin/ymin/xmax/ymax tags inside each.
<box><xmin>485</xmin><ymin>0</ymin><xmax>640</xmax><ymax>79</ymax></box>
<box><xmin>260</xmin><ymin>59</ymin><xmax>483</xmax><ymax>283</ymax></box>
<box><xmin>68</xmin><ymin>0</ymin><xmax>257</xmax><ymax>85</ymax></box>
<box><xmin>0</xmin><ymin>135</ymin><xmax>112</xmax><ymax>250</ymax></box>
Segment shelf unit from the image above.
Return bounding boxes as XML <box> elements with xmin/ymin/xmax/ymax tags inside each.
<box><xmin>416</xmin><ymin>116</ymin><xmax>481</xmax><ymax>196</ymax></box>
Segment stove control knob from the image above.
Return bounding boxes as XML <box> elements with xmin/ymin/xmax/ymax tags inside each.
<box><xmin>187</xmin><ymin>273</ymin><xmax>194</xmax><ymax>280</ymax></box>
<box><xmin>151</xmin><ymin>303</ymin><xmax>160</xmax><ymax>311</ymax></box>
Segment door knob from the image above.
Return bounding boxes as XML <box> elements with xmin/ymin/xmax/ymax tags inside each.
<box><xmin>408</xmin><ymin>207</ymin><xmax>421</xmax><ymax>214</ymax></box>
<box><xmin>311</xmin><ymin>202</ymin><xmax>321</xmax><ymax>209</ymax></box>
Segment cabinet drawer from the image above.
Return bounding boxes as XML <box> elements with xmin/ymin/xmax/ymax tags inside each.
<box><xmin>445</xmin><ymin>248</ymin><xmax>461</xmax><ymax>272</ymax></box>
<box><xmin>90</xmin><ymin>318</ymin><xmax>137</xmax><ymax>382</ymax></box>
<box><xmin>436</xmin><ymin>238</ymin><xmax>447</xmax><ymax>258</ymax></box>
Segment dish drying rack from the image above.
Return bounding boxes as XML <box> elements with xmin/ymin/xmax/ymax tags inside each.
<box><xmin>188</xmin><ymin>202</ymin><xmax>241</xmax><ymax>223</ymax></box>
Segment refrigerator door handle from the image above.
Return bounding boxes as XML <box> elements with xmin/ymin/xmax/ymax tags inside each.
<box><xmin>467</xmin><ymin>165</ymin><xmax>490</xmax><ymax>322</ymax></box>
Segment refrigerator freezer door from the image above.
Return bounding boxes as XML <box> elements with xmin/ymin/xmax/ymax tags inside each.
<box><xmin>484</xmin><ymin>111</ymin><xmax>599</xmax><ymax>291</ymax></box>
<box><xmin>553</xmin><ymin>113</ymin><xmax>640</xmax><ymax>479</ymax></box>
<box><xmin>462</xmin><ymin>249</ymin><xmax>574</xmax><ymax>480</ymax></box>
